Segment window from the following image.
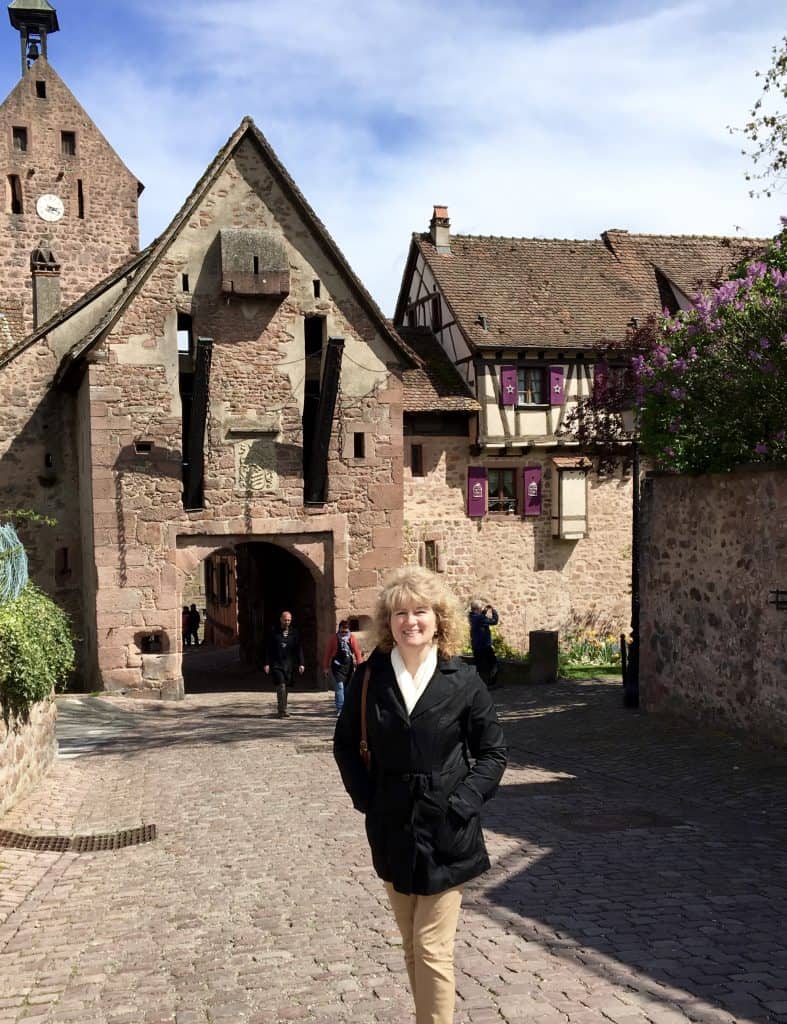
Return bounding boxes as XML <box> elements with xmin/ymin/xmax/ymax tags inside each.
<box><xmin>411</xmin><ymin>443</ymin><xmax>424</xmax><ymax>477</ymax></box>
<box><xmin>432</xmin><ymin>294</ymin><xmax>442</xmax><ymax>331</ymax></box>
<box><xmin>181</xmin><ymin>273</ymin><xmax>189</xmax><ymax>292</ymax></box>
<box><xmin>353</xmin><ymin>432</ymin><xmax>365</xmax><ymax>458</ymax></box>
<box><xmin>12</xmin><ymin>126</ymin><xmax>27</xmax><ymax>152</ymax></box>
<box><xmin>55</xmin><ymin>547</ymin><xmax>70</xmax><ymax>577</ymax></box>
<box><xmin>488</xmin><ymin>468</ymin><xmax>517</xmax><ymax>513</ymax></box>
<box><xmin>424</xmin><ymin>540</ymin><xmax>438</xmax><ymax>571</ymax></box>
<box><xmin>35</xmin><ymin>80</ymin><xmax>46</xmax><ymax>98</ymax></box>
<box><xmin>517</xmin><ymin>367</ymin><xmax>546</xmax><ymax>405</ymax></box>
<box><xmin>77</xmin><ymin>179</ymin><xmax>84</xmax><ymax>219</ymax></box>
<box><xmin>8</xmin><ymin>175</ymin><xmax>23</xmax><ymax>214</ymax></box>
<box><xmin>313</xmin><ymin>279</ymin><xmax>321</xmax><ymax>298</ymax></box>
<box><xmin>60</xmin><ymin>131</ymin><xmax>76</xmax><ymax>156</ymax></box>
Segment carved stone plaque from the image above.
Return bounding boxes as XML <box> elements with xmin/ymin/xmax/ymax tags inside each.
<box><xmin>235</xmin><ymin>438</ymin><xmax>277</xmax><ymax>492</ymax></box>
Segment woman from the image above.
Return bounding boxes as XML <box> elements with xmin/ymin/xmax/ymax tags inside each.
<box><xmin>322</xmin><ymin>619</ymin><xmax>363</xmax><ymax>715</ymax></box>
<box><xmin>334</xmin><ymin>566</ymin><xmax>507</xmax><ymax>1024</ymax></box>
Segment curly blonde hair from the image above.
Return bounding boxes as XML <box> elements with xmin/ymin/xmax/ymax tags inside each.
<box><xmin>371</xmin><ymin>566</ymin><xmax>466</xmax><ymax>658</ymax></box>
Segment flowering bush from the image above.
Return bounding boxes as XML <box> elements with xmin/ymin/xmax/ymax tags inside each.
<box><xmin>561</xmin><ymin>225</ymin><xmax>787</xmax><ymax>474</ymax></box>
<box><xmin>632</xmin><ymin>227</ymin><xmax>787</xmax><ymax>473</ymax></box>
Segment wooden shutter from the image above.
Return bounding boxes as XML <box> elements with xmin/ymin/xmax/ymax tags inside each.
<box><xmin>523</xmin><ymin>466</ymin><xmax>542</xmax><ymax>517</ymax></box>
<box><xmin>467</xmin><ymin>466</ymin><xmax>487</xmax><ymax>517</ymax></box>
<box><xmin>500</xmin><ymin>365</ymin><xmax>517</xmax><ymax>407</ymax></box>
<box><xmin>549</xmin><ymin>365</ymin><xmax>565</xmax><ymax>406</ymax></box>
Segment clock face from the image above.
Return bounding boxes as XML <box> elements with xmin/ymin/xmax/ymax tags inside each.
<box><xmin>36</xmin><ymin>194</ymin><xmax>64</xmax><ymax>222</ymax></box>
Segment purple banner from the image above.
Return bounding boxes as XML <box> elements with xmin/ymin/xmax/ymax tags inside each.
<box><xmin>467</xmin><ymin>466</ymin><xmax>487</xmax><ymax>517</ymax></box>
<box><xmin>523</xmin><ymin>466</ymin><xmax>542</xmax><ymax>517</ymax></box>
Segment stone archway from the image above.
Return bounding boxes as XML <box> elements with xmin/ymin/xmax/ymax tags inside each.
<box><xmin>175</xmin><ymin>531</ymin><xmax>332</xmax><ymax>694</ymax></box>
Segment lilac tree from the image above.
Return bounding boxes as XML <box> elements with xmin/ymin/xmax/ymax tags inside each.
<box><xmin>562</xmin><ymin>226</ymin><xmax>787</xmax><ymax>474</ymax></box>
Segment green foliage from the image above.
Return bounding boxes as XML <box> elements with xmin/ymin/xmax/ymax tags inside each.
<box><xmin>0</xmin><ymin>583</ymin><xmax>75</xmax><ymax>720</ymax></box>
<box><xmin>490</xmin><ymin>630</ymin><xmax>528</xmax><ymax>663</ymax></box>
<box><xmin>736</xmin><ymin>35</ymin><xmax>787</xmax><ymax>198</ymax></box>
<box><xmin>461</xmin><ymin>627</ymin><xmax>529</xmax><ymax>663</ymax></box>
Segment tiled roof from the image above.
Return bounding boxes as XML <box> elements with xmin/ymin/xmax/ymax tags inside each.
<box><xmin>396</xmin><ymin>326</ymin><xmax>480</xmax><ymax>413</ymax></box>
<box><xmin>410</xmin><ymin>229</ymin><xmax>763</xmax><ymax>351</ymax></box>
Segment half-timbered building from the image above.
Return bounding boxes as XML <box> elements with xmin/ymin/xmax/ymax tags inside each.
<box><xmin>394</xmin><ymin>208</ymin><xmax>753</xmax><ymax>649</ymax></box>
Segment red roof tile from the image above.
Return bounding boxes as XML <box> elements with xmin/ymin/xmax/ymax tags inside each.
<box><xmin>411</xmin><ymin>229</ymin><xmax>763</xmax><ymax>351</ymax></box>
<box><xmin>395</xmin><ymin>325</ymin><xmax>480</xmax><ymax>413</ymax></box>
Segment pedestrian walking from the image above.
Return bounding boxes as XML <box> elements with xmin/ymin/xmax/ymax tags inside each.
<box><xmin>187</xmin><ymin>603</ymin><xmax>201</xmax><ymax>647</ymax></box>
<box><xmin>264</xmin><ymin>610</ymin><xmax>305</xmax><ymax>718</ymax></box>
<box><xmin>322</xmin><ymin>619</ymin><xmax>363</xmax><ymax>716</ymax></box>
<box><xmin>469</xmin><ymin>599</ymin><xmax>499</xmax><ymax>688</ymax></box>
<box><xmin>334</xmin><ymin>566</ymin><xmax>507</xmax><ymax>1024</ymax></box>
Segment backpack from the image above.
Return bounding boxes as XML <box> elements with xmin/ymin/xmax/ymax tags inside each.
<box><xmin>332</xmin><ymin>632</ymin><xmax>353</xmax><ymax>669</ymax></box>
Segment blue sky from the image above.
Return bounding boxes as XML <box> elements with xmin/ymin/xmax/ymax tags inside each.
<box><xmin>2</xmin><ymin>0</ymin><xmax>786</xmax><ymax>313</ymax></box>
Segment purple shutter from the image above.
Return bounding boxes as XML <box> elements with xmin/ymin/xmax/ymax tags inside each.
<box><xmin>500</xmin><ymin>365</ymin><xmax>517</xmax><ymax>407</ymax></box>
<box><xmin>467</xmin><ymin>466</ymin><xmax>487</xmax><ymax>517</ymax></box>
<box><xmin>523</xmin><ymin>466</ymin><xmax>542</xmax><ymax>517</ymax></box>
<box><xmin>549</xmin><ymin>365</ymin><xmax>565</xmax><ymax>406</ymax></box>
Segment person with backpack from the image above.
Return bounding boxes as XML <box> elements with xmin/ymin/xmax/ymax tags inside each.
<box><xmin>322</xmin><ymin>619</ymin><xmax>363</xmax><ymax>715</ymax></box>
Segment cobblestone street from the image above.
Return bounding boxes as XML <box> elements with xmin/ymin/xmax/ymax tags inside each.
<box><xmin>1</xmin><ymin>660</ymin><xmax>786</xmax><ymax>1024</ymax></box>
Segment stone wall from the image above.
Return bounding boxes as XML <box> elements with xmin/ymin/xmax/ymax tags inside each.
<box><xmin>0</xmin><ymin>697</ymin><xmax>57</xmax><ymax>818</ymax></box>
<box><xmin>640</xmin><ymin>466</ymin><xmax>787</xmax><ymax>745</ymax></box>
<box><xmin>404</xmin><ymin>434</ymin><xmax>632</xmax><ymax>651</ymax></box>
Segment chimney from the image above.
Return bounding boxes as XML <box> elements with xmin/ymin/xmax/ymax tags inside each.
<box><xmin>429</xmin><ymin>205</ymin><xmax>451</xmax><ymax>254</ymax></box>
<box><xmin>30</xmin><ymin>245</ymin><xmax>61</xmax><ymax>328</ymax></box>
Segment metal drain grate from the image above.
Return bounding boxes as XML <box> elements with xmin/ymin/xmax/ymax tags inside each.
<box><xmin>295</xmin><ymin>740</ymin><xmax>334</xmax><ymax>754</ymax></box>
<box><xmin>0</xmin><ymin>824</ymin><xmax>157</xmax><ymax>853</ymax></box>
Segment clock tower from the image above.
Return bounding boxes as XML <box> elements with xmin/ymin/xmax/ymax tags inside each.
<box><xmin>0</xmin><ymin>1</ymin><xmax>142</xmax><ymax>339</ymax></box>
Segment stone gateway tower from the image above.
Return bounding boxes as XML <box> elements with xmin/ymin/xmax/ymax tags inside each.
<box><xmin>0</xmin><ymin>9</ymin><xmax>415</xmax><ymax>697</ymax></box>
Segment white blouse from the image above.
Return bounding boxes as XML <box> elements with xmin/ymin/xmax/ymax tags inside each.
<box><xmin>391</xmin><ymin>645</ymin><xmax>438</xmax><ymax>715</ymax></box>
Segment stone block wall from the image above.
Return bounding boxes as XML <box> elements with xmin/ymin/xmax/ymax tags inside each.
<box><xmin>80</xmin><ymin>136</ymin><xmax>405</xmax><ymax>695</ymax></box>
<box><xmin>640</xmin><ymin>466</ymin><xmax>787</xmax><ymax>745</ymax></box>
<box><xmin>0</xmin><ymin>697</ymin><xmax>57</xmax><ymax>818</ymax></box>
<box><xmin>404</xmin><ymin>435</ymin><xmax>632</xmax><ymax>651</ymax></box>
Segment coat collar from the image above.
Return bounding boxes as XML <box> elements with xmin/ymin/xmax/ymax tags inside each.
<box><xmin>367</xmin><ymin>649</ymin><xmax>464</xmax><ymax>721</ymax></box>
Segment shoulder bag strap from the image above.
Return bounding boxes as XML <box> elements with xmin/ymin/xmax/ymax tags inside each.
<box><xmin>359</xmin><ymin>664</ymin><xmax>371</xmax><ymax>769</ymax></box>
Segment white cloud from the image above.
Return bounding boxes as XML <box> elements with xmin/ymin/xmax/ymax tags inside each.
<box><xmin>31</xmin><ymin>0</ymin><xmax>787</xmax><ymax>311</ymax></box>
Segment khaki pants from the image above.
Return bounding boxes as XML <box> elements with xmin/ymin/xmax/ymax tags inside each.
<box><xmin>385</xmin><ymin>883</ymin><xmax>463</xmax><ymax>1024</ymax></box>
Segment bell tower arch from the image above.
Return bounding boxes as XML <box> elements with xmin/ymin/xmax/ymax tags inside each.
<box><xmin>8</xmin><ymin>0</ymin><xmax>59</xmax><ymax>76</ymax></box>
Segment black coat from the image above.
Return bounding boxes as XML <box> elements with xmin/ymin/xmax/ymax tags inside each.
<box><xmin>333</xmin><ymin>648</ymin><xmax>507</xmax><ymax>895</ymax></box>
<box><xmin>266</xmin><ymin>625</ymin><xmax>305</xmax><ymax>671</ymax></box>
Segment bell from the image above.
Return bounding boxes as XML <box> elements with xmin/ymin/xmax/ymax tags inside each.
<box><xmin>26</xmin><ymin>40</ymin><xmax>39</xmax><ymax>64</ymax></box>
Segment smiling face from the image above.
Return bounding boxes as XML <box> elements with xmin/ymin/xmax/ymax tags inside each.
<box><xmin>390</xmin><ymin>598</ymin><xmax>437</xmax><ymax>656</ymax></box>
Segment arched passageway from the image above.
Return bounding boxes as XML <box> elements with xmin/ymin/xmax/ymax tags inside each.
<box><xmin>181</xmin><ymin>540</ymin><xmax>322</xmax><ymax>695</ymax></box>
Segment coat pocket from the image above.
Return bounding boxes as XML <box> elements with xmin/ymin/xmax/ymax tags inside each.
<box><xmin>434</xmin><ymin>808</ymin><xmax>481</xmax><ymax>861</ymax></box>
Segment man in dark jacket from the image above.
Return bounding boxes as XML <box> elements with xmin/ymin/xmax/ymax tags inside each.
<box><xmin>263</xmin><ymin>610</ymin><xmax>305</xmax><ymax>718</ymax></box>
<box><xmin>469</xmin><ymin>599</ymin><xmax>499</xmax><ymax>688</ymax></box>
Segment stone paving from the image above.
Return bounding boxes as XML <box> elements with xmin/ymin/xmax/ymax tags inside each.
<box><xmin>1</xmin><ymin>650</ymin><xmax>786</xmax><ymax>1024</ymax></box>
